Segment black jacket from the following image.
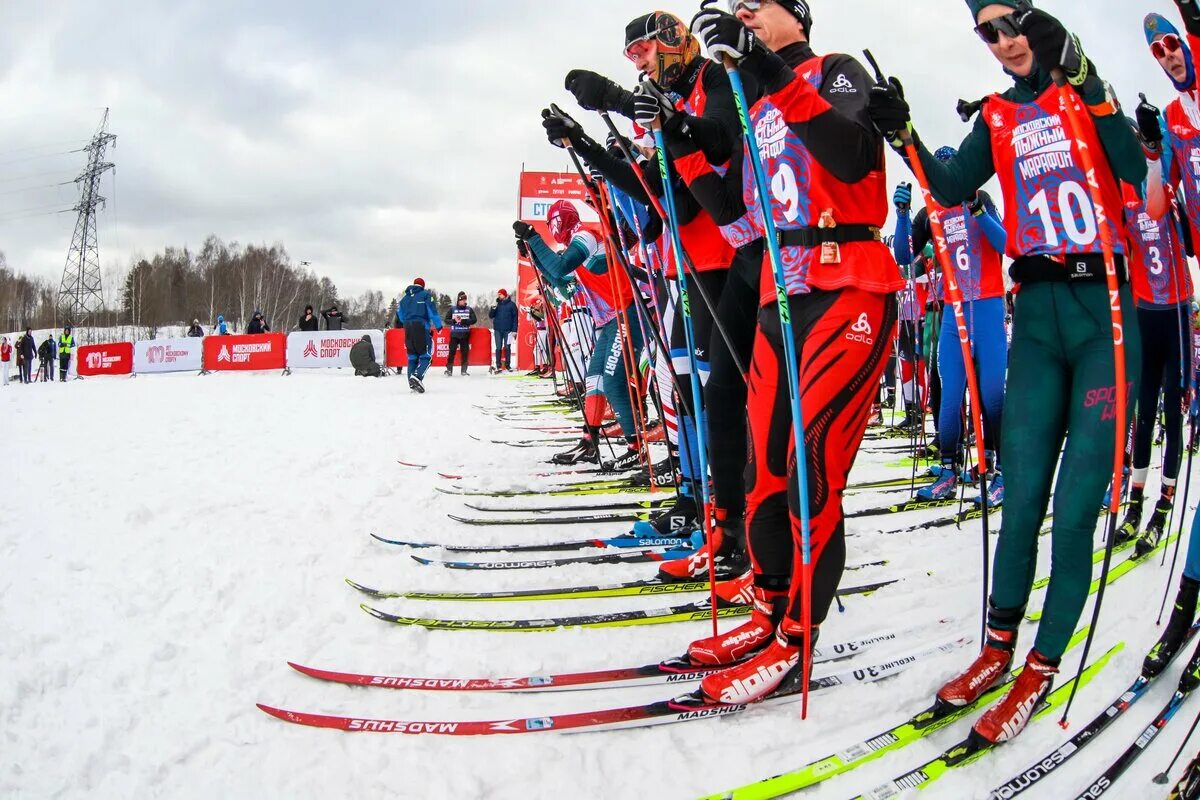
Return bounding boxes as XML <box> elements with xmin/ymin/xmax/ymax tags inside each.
<box><xmin>322</xmin><ymin>309</ymin><xmax>345</xmax><ymax>330</ymax></box>
<box><xmin>247</xmin><ymin>318</ymin><xmax>269</xmax><ymax>334</ymax></box>
<box><xmin>298</xmin><ymin>313</ymin><xmax>319</xmax><ymax>332</ymax></box>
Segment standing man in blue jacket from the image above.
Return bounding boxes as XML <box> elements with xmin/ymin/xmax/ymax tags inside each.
<box><xmin>489</xmin><ymin>288</ymin><xmax>518</xmax><ymax>373</ymax></box>
<box><xmin>397</xmin><ymin>277</ymin><xmax>443</xmax><ymax>393</ymax></box>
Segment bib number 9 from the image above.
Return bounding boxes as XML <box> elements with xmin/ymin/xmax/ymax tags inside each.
<box><xmin>1027</xmin><ymin>181</ymin><xmax>1098</xmax><ymax>248</ymax></box>
<box><xmin>771</xmin><ymin>163</ymin><xmax>801</xmax><ymax>223</ymax></box>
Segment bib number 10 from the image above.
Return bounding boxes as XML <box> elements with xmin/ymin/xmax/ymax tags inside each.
<box><xmin>1027</xmin><ymin>181</ymin><xmax>1098</xmax><ymax>248</ymax></box>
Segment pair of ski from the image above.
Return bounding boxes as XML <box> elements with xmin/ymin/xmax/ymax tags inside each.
<box><xmin>260</xmin><ymin>628</ymin><xmax>973</xmax><ymax>735</ymax></box>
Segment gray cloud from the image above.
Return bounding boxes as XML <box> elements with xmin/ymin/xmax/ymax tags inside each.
<box><xmin>0</xmin><ymin>1</ymin><xmax>1173</xmax><ymax>303</ymax></box>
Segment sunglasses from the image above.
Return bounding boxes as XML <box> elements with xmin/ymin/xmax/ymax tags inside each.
<box><xmin>728</xmin><ymin>0</ymin><xmax>768</xmax><ymax>13</ymax></box>
<box><xmin>974</xmin><ymin>13</ymin><xmax>1022</xmax><ymax>45</ymax></box>
<box><xmin>1151</xmin><ymin>33</ymin><xmax>1183</xmax><ymax>60</ymax></box>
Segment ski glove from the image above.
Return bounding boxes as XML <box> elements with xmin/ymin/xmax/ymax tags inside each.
<box><xmin>632</xmin><ymin>80</ymin><xmax>679</xmax><ymax>130</ymax></box>
<box><xmin>541</xmin><ymin>106</ymin><xmax>586</xmax><ymax>150</ymax></box>
<box><xmin>691</xmin><ymin>1</ymin><xmax>756</xmax><ymax>64</ymax></box>
<box><xmin>893</xmin><ymin>183</ymin><xmax>912</xmax><ymax>211</ymax></box>
<box><xmin>1136</xmin><ymin>94</ymin><xmax>1164</xmax><ymax>147</ymax></box>
<box><xmin>565</xmin><ymin>69</ymin><xmax>634</xmax><ymax>116</ymax></box>
<box><xmin>867</xmin><ymin>76</ymin><xmax>911</xmax><ymax>148</ymax></box>
<box><xmin>513</xmin><ymin>221</ymin><xmax>537</xmax><ymax>241</ymax></box>
<box><xmin>516</xmin><ymin>239</ymin><xmax>530</xmax><ymax>259</ymax></box>
<box><xmin>1019</xmin><ymin>8</ymin><xmax>1088</xmax><ymax>86</ymax></box>
<box><xmin>1174</xmin><ymin>0</ymin><xmax>1200</xmax><ymax>36</ymax></box>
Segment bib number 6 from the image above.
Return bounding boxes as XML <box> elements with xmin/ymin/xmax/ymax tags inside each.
<box><xmin>1027</xmin><ymin>180</ymin><xmax>1098</xmax><ymax>248</ymax></box>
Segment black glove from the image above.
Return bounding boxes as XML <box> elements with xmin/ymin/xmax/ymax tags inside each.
<box><xmin>691</xmin><ymin>0</ymin><xmax>756</xmax><ymax>63</ymax></box>
<box><xmin>513</xmin><ymin>221</ymin><xmax>536</xmax><ymax>241</ymax></box>
<box><xmin>1175</xmin><ymin>0</ymin><xmax>1200</xmax><ymax>35</ymax></box>
<box><xmin>1019</xmin><ymin>8</ymin><xmax>1088</xmax><ymax>85</ymax></box>
<box><xmin>867</xmin><ymin>77</ymin><xmax>911</xmax><ymax>147</ymax></box>
<box><xmin>541</xmin><ymin>106</ymin><xmax>585</xmax><ymax>150</ymax></box>
<box><xmin>565</xmin><ymin>69</ymin><xmax>633</xmax><ymax>114</ymax></box>
<box><xmin>632</xmin><ymin>81</ymin><xmax>679</xmax><ymax>130</ymax></box>
<box><xmin>1136</xmin><ymin>93</ymin><xmax>1164</xmax><ymax>146</ymax></box>
<box><xmin>516</xmin><ymin>239</ymin><xmax>530</xmax><ymax>258</ymax></box>
<box><xmin>967</xmin><ymin>192</ymin><xmax>987</xmax><ymax>217</ymax></box>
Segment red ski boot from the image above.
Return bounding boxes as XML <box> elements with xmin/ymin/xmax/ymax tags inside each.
<box><xmin>687</xmin><ymin>585</ymin><xmax>782</xmax><ymax>667</ymax></box>
<box><xmin>970</xmin><ymin>649</ymin><xmax>1059</xmax><ymax>745</ymax></box>
<box><xmin>935</xmin><ymin>625</ymin><xmax>1017</xmax><ymax>709</ymax></box>
<box><xmin>656</xmin><ymin>517</ymin><xmax>748</xmax><ymax>581</ymax></box>
<box><xmin>698</xmin><ymin>617</ymin><xmax>816</xmax><ymax>705</ymax></box>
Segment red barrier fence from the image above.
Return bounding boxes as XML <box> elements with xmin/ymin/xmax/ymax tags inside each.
<box><xmin>202</xmin><ymin>333</ymin><xmax>287</xmax><ymax>372</ymax></box>
<box><xmin>385</xmin><ymin>328</ymin><xmax>493</xmax><ymax>368</ymax></box>
<box><xmin>77</xmin><ymin>342</ymin><xmax>135</xmax><ymax>376</ymax></box>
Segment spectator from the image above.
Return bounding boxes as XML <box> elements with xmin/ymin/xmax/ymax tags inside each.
<box><xmin>37</xmin><ymin>336</ymin><xmax>53</xmax><ymax>382</ymax></box>
<box><xmin>322</xmin><ymin>304</ymin><xmax>346</xmax><ymax>331</ymax></box>
<box><xmin>58</xmin><ymin>326</ymin><xmax>74</xmax><ymax>381</ymax></box>
<box><xmin>489</xmin><ymin>288</ymin><xmax>518</xmax><ymax>373</ymax></box>
<box><xmin>396</xmin><ymin>277</ymin><xmax>443</xmax><ymax>393</ymax></box>
<box><xmin>444</xmin><ymin>291</ymin><xmax>477</xmax><ymax>377</ymax></box>
<box><xmin>1</xmin><ymin>336</ymin><xmax>10</xmax><ymax>386</ymax></box>
<box><xmin>349</xmin><ymin>334</ymin><xmax>382</xmax><ymax>377</ymax></box>
<box><xmin>186</xmin><ymin>319</ymin><xmax>204</xmax><ymax>337</ymax></box>
<box><xmin>215</xmin><ymin>315</ymin><xmax>230</xmax><ymax>336</ymax></box>
<box><xmin>247</xmin><ymin>310</ymin><xmax>270</xmax><ymax>334</ymax></box>
<box><xmin>298</xmin><ymin>305</ymin><xmax>319</xmax><ymax>332</ymax></box>
<box><xmin>18</xmin><ymin>328</ymin><xmax>35</xmax><ymax>384</ymax></box>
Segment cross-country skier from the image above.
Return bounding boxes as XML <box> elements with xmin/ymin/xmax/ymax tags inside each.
<box><xmin>885</xmin><ymin>223</ymin><xmax>931</xmax><ymax>434</ymax></box>
<box><xmin>516</xmin><ymin>201</ymin><xmax>646</xmax><ymax>471</ymax></box>
<box><xmin>1116</xmin><ymin>99</ymin><xmax>1193</xmax><ymax>560</ymax></box>
<box><xmin>676</xmin><ymin>0</ymin><xmax>900</xmax><ymax>705</ymax></box>
<box><xmin>868</xmin><ymin>0</ymin><xmax>1145</xmax><ymax>744</ymax></box>
<box><xmin>892</xmin><ymin>149</ymin><xmax>1009</xmax><ymax>507</ymax></box>
<box><xmin>397</xmin><ymin>277</ymin><xmax>443</xmax><ymax>393</ymax></box>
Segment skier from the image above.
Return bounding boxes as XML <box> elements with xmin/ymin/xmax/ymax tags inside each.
<box><xmin>675</xmin><ymin>0</ymin><xmax>900</xmax><ymax>705</ymax></box>
<box><xmin>527</xmin><ymin>296</ymin><xmax>552</xmax><ymax>377</ymax></box>
<box><xmin>397</xmin><ymin>277</ymin><xmax>443</xmax><ymax>393</ymax></box>
<box><xmin>1116</xmin><ymin>100</ymin><xmax>1193</xmax><ymax>559</ymax></box>
<box><xmin>489</xmin><ymin>289</ymin><xmax>518</xmax><ymax>373</ymax></box>
<box><xmin>57</xmin><ymin>326</ymin><xmax>74</xmax><ymax>382</ymax></box>
<box><xmin>1142</xmin><ymin>2</ymin><xmax>1200</xmax><ymax>686</ymax></box>
<box><xmin>893</xmin><ymin>153</ymin><xmax>1009</xmax><ymax>507</ymax></box>
<box><xmin>868</xmin><ymin>0</ymin><xmax>1146</xmax><ymax>744</ymax></box>
<box><xmin>516</xmin><ymin>200</ymin><xmax>646</xmax><ymax>471</ymax></box>
<box><xmin>444</xmin><ymin>291</ymin><xmax>477</xmax><ymax>376</ymax></box>
<box><xmin>887</xmin><ymin>218</ymin><xmax>932</xmax><ymax>433</ymax></box>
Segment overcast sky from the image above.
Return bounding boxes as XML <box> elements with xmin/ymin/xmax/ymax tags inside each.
<box><xmin>0</xmin><ymin>1</ymin><xmax>1172</xmax><ymax>302</ymax></box>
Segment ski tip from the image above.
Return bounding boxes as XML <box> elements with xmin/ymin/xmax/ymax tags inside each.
<box><xmin>286</xmin><ymin>661</ymin><xmax>321</xmax><ymax>679</ymax></box>
<box><xmin>359</xmin><ymin>603</ymin><xmax>390</xmax><ymax>621</ymax></box>
<box><xmin>371</xmin><ymin>533</ymin><xmax>430</xmax><ymax>548</ymax></box>
<box><xmin>256</xmin><ymin>702</ymin><xmax>289</xmax><ymax>720</ymax></box>
<box><xmin>344</xmin><ymin>578</ymin><xmax>376</xmax><ymax>594</ymax></box>
<box><xmin>410</xmin><ymin>554</ymin><xmax>437</xmax><ymax>566</ymax></box>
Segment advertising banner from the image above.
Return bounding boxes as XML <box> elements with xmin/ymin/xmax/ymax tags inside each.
<box><xmin>203</xmin><ymin>333</ymin><xmax>287</xmax><ymax>372</ymax></box>
<box><xmin>286</xmin><ymin>330</ymin><xmax>385</xmax><ymax>370</ymax></box>
<box><xmin>384</xmin><ymin>328</ymin><xmax>492</xmax><ymax>368</ymax></box>
<box><xmin>77</xmin><ymin>342</ymin><xmax>134</xmax><ymax>377</ymax></box>
<box><xmin>134</xmin><ymin>337</ymin><xmax>204</xmax><ymax>374</ymax></box>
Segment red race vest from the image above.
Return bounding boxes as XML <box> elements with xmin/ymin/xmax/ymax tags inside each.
<box><xmin>1166</xmin><ymin>92</ymin><xmax>1200</xmax><ymax>249</ymax></box>
<box><xmin>1122</xmin><ymin>182</ymin><xmax>1191</xmax><ymax>306</ymax></box>
<box><xmin>743</xmin><ymin>54</ymin><xmax>900</xmax><ymax>304</ymax></box>
<box><xmin>985</xmin><ymin>85</ymin><xmax>1126</xmax><ymax>261</ymax></box>
<box><xmin>928</xmin><ymin>202</ymin><xmax>1005</xmax><ymax>301</ymax></box>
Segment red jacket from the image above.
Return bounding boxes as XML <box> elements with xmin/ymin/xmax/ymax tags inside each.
<box><xmin>1</xmin><ymin>342</ymin><xmax>10</xmax><ymax>362</ymax></box>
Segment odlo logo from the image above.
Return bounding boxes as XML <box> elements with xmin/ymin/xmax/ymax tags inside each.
<box><xmin>754</xmin><ymin>108</ymin><xmax>788</xmax><ymax>159</ymax></box>
<box><xmin>845</xmin><ymin>313</ymin><xmax>874</xmax><ymax>345</ymax></box>
<box><xmin>829</xmin><ymin>73</ymin><xmax>856</xmax><ymax>94</ymax></box>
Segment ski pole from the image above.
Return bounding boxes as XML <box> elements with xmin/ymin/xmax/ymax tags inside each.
<box><xmin>1042</xmin><ymin>63</ymin><xmax>1131</xmax><ymax>727</ymax></box>
<box><xmin>863</xmin><ymin>49</ymin><xmax>991</xmax><ymax>649</ymax></box>
<box><xmin>721</xmin><ymin>55</ymin><xmax>815</xmax><ymax>718</ymax></box>
<box><xmin>650</xmin><ymin>119</ymin><xmax>721</xmax><ymax>634</ymax></box>
<box><xmin>1153</xmin><ymin>695</ymin><xmax>1200</xmax><ymax>785</ymax></box>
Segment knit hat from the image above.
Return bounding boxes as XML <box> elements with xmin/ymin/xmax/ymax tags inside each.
<box><xmin>457</xmin><ymin>291</ymin><xmax>467</xmax><ymax>300</ymax></box>
<box><xmin>774</xmin><ymin>1</ymin><xmax>814</xmax><ymax>36</ymax></box>
<box><xmin>934</xmin><ymin>146</ymin><xmax>958</xmax><ymax>163</ymax></box>
<box><xmin>965</xmin><ymin>0</ymin><xmax>1023</xmax><ymax>22</ymax></box>
<box><xmin>1146</xmin><ymin>13</ymin><xmax>1196</xmax><ymax>92</ymax></box>
<box><xmin>413</xmin><ymin>277</ymin><xmax>425</xmax><ymax>288</ymax></box>
<box><xmin>498</xmin><ymin>288</ymin><xmax>509</xmax><ymax>298</ymax></box>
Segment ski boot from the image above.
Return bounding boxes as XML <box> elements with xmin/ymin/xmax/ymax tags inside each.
<box><xmin>917</xmin><ymin>461</ymin><xmax>958</xmax><ymax>501</ymax></box>
<box><xmin>1115</xmin><ymin>499</ymin><xmax>1143</xmax><ymax>545</ymax></box>
<box><xmin>891</xmin><ymin>404</ymin><xmax>923</xmax><ymax>432</ymax></box>
<box><xmin>550</xmin><ymin>437</ymin><xmax>598</xmax><ymax>466</ymax></box>
<box><xmin>867</xmin><ymin>404</ymin><xmax>884</xmax><ymax>427</ymax></box>
<box><xmin>605</xmin><ymin>439</ymin><xmax>643</xmax><ymax>472</ymax></box>
<box><xmin>699</xmin><ymin>615</ymin><xmax>817</xmax><ymax>704</ymax></box>
<box><xmin>408</xmin><ymin>375</ymin><xmax>425</xmax><ymax>393</ymax></box>
<box><xmin>657</xmin><ymin>519</ymin><xmax>748</xmax><ymax>582</ymax></box>
<box><xmin>935</xmin><ymin>618</ymin><xmax>1019</xmax><ymax>710</ymax></box>
<box><xmin>1181</xmin><ymin>637</ymin><xmax>1200</xmax><ymax>693</ymax></box>
<box><xmin>632</xmin><ymin>493</ymin><xmax>697</xmax><ymax>538</ymax></box>
<box><xmin>974</xmin><ymin>472</ymin><xmax>1004</xmax><ymax>508</ymax></box>
<box><xmin>1135</xmin><ymin>496</ymin><xmax>1173</xmax><ymax>559</ymax></box>
<box><xmin>1144</xmin><ymin>577</ymin><xmax>1200</xmax><ymax>678</ymax></box>
<box><xmin>687</xmin><ymin>584</ymin><xmax>784</xmax><ymax>667</ymax></box>
<box><xmin>885</xmin><ymin>387</ymin><xmax>897</xmax><ymax>409</ymax></box>
<box><xmin>969</xmin><ymin>649</ymin><xmax>1059</xmax><ymax>746</ymax></box>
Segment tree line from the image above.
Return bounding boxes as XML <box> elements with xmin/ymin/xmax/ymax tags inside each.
<box><xmin>1</xmin><ymin>235</ymin><xmax>499</xmax><ymax>337</ymax></box>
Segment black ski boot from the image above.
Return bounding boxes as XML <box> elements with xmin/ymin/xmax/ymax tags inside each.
<box><xmin>891</xmin><ymin>404</ymin><xmax>922</xmax><ymax>432</ymax></box>
<box><xmin>1135</xmin><ymin>496</ymin><xmax>1174</xmax><ymax>558</ymax></box>
<box><xmin>605</xmin><ymin>439</ymin><xmax>643</xmax><ymax>472</ymax></box>
<box><xmin>1144</xmin><ymin>577</ymin><xmax>1200</xmax><ymax>678</ymax></box>
<box><xmin>1179</xmin><ymin>637</ymin><xmax>1200</xmax><ymax>693</ymax></box>
<box><xmin>1115</xmin><ymin>491</ymin><xmax>1144</xmax><ymax>545</ymax></box>
<box><xmin>550</xmin><ymin>437</ymin><xmax>598</xmax><ymax>466</ymax></box>
<box><xmin>635</xmin><ymin>493</ymin><xmax>698</xmax><ymax>537</ymax></box>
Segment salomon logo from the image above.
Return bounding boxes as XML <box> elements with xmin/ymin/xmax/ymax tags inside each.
<box><xmin>846</xmin><ymin>313</ymin><xmax>874</xmax><ymax>345</ymax></box>
<box><xmin>829</xmin><ymin>73</ymin><xmax>856</xmax><ymax>94</ymax></box>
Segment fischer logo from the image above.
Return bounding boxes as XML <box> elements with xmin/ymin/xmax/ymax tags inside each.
<box><xmin>846</xmin><ymin>313</ymin><xmax>874</xmax><ymax>345</ymax></box>
<box><xmin>754</xmin><ymin>107</ymin><xmax>789</xmax><ymax>158</ymax></box>
<box><xmin>829</xmin><ymin>73</ymin><xmax>856</xmax><ymax>94</ymax></box>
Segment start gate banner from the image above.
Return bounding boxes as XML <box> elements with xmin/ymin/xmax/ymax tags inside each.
<box><xmin>203</xmin><ymin>333</ymin><xmax>287</xmax><ymax>372</ymax></box>
<box><xmin>77</xmin><ymin>342</ymin><xmax>134</xmax><ymax>377</ymax></box>
<box><xmin>134</xmin><ymin>337</ymin><xmax>204</xmax><ymax>374</ymax></box>
<box><xmin>287</xmin><ymin>330</ymin><xmax>385</xmax><ymax>370</ymax></box>
<box><xmin>384</xmin><ymin>327</ymin><xmax>492</xmax><ymax>368</ymax></box>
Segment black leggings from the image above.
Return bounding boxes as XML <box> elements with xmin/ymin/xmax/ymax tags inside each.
<box><xmin>447</xmin><ymin>334</ymin><xmax>470</xmax><ymax>369</ymax></box>
<box><xmin>1134</xmin><ymin>304</ymin><xmax>1191</xmax><ymax>482</ymax></box>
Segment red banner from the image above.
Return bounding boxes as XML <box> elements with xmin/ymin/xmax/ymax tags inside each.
<box><xmin>384</xmin><ymin>328</ymin><xmax>492</xmax><ymax>368</ymax></box>
<box><xmin>77</xmin><ymin>342</ymin><xmax>134</xmax><ymax>376</ymax></box>
<box><xmin>203</xmin><ymin>333</ymin><xmax>287</xmax><ymax>372</ymax></box>
<box><xmin>515</xmin><ymin>170</ymin><xmax>601</xmax><ymax>370</ymax></box>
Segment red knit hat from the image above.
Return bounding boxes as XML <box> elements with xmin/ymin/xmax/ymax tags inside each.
<box><xmin>413</xmin><ymin>277</ymin><xmax>425</xmax><ymax>288</ymax></box>
<box><xmin>498</xmin><ymin>288</ymin><xmax>509</xmax><ymax>298</ymax></box>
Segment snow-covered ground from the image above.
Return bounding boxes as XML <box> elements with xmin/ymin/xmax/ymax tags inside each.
<box><xmin>2</xmin><ymin>369</ymin><xmax>1197</xmax><ymax>799</ymax></box>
